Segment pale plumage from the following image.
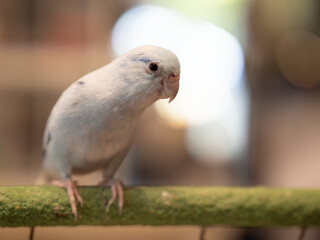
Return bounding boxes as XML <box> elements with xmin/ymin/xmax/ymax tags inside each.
<box><xmin>41</xmin><ymin>45</ymin><xmax>180</xmax><ymax>219</ymax></box>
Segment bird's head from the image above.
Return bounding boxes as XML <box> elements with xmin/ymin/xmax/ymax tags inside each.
<box><xmin>118</xmin><ymin>45</ymin><xmax>180</xmax><ymax>103</ymax></box>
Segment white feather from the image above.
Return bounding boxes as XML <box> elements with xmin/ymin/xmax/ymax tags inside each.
<box><xmin>41</xmin><ymin>45</ymin><xmax>180</xmax><ymax>181</ymax></box>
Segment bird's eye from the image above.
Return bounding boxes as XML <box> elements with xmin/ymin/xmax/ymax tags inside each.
<box><xmin>149</xmin><ymin>62</ymin><xmax>158</xmax><ymax>72</ymax></box>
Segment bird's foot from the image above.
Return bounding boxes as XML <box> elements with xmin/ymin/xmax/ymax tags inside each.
<box><xmin>98</xmin><ymin>178</ymin><xmax>124</xmax><ymax>214</ymax></box>
<box><xmin>51</xmin><ymin>179</ymin><xmax>83</xmax><ymax>220</ymax></box>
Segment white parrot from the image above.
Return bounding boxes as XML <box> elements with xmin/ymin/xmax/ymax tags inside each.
<box><xmin>40</xmin><ymin>45</ymin><xmax>180</xmax><ymax>219</ymax></box>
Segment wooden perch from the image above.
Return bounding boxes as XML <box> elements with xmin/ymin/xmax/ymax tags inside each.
<box><xmin>0</xmin><ymin>186</ymin><xmax>320</xmax><ymax>227</ymax></box>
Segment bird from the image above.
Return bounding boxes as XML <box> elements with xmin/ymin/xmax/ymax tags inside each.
<box><xmin>39</xmin><ymin>45</ymin><xmax>180</xmax><ymax>220</ymax></box>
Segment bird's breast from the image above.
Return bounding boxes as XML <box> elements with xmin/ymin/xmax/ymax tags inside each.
<box><xmin>68</xmin><ymin>117</ymin><xmax>136</xmax><ymax>172</ymax></box>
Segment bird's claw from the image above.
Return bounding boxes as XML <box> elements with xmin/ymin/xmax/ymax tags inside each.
<box><xmin>99</xmin><ymin>178</ymin><xmax>124</xmax><ymax>214</ymax></box>
<box><xmin>51</xmin><ymin>179</ymin><xmax>83</xmax><ymax>220</ymax></box>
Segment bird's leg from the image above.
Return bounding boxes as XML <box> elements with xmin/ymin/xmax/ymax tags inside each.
<box><xmin>51</xmin><ymin>179</ymin><xmax>83</xmax><ymax>220</ymax></box>
<box><xmin>98</xmin><ymin>178</ymin><xmax>124</xmax><ymax>214</ymax></box>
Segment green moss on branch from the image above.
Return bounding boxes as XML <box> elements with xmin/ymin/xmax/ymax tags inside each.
<box><xmin>0</xmin><ymin>186</ymin><xmax>320</xmax><ymax>227</ymax></box>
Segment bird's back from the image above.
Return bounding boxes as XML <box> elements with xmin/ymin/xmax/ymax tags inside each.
<box><xmin>42</xmin><ymin>68</ymin><xmax>139</xmax><ymax>178</ymax></box>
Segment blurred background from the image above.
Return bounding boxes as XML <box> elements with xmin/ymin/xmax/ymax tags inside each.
<box><xmin>0</xmin><ymin>0</ymin><xmax>319</xmax><ymax>239</ymax></box>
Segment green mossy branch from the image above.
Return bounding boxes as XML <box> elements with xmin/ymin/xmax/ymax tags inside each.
<box><xmin>0</xmin><ymin>186</ymin><xmax>320</xmax><ymax>227</ymax></box>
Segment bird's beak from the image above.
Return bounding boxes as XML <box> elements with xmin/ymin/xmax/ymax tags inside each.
<box><xmin>160</xmin><ymin>73</ymin><xmax>180</xmax><ymax>103</ymax></box>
